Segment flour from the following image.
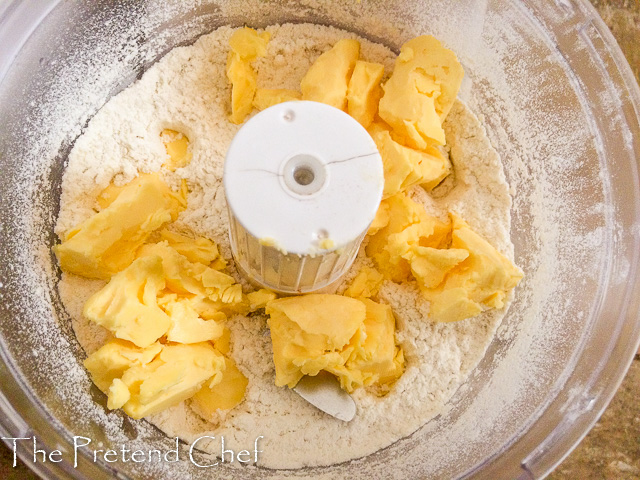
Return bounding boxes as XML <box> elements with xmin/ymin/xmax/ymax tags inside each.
<box><xmin>55</xmin><ymin>23</ymin><xmax>515</xmax><ymax>469</ymax></box>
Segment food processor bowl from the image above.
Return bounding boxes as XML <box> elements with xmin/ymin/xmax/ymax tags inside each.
<box><xmin>1</xmin><ymin>1</ymin><xmax>639</xmax><ymax>479</ymax></box>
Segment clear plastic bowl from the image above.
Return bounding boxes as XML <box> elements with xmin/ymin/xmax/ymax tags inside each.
<box><xmin>1</xmin><ymin>1</ymin><xmax>639</xmax><ymax>479</ymax></box>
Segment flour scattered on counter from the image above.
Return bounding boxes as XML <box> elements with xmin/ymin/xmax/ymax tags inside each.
<box><xmin>56</xmin><ymin>23</ymin><xmax>515</xmax><ymax>469</ymax></box>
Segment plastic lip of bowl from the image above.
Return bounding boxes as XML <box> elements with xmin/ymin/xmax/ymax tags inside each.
<box><xmin>500</xmin><ymin>1</ymin><xmax>640</xmax><ymax>477</ymax></box>
<box><xmin>0</xmin><ymin>1</ymin><xmax>639</xmax><ymax>479</ymax></box>
<box><xmin>0</xmin><ymin>0</ymin><xmax>60</xmax><ymax>83</ymax></box>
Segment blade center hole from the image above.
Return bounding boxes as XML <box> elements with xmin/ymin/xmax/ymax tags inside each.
<box><xmin>293</xmin><ymin>166</ymin><xmax>315</xmax><ymax>186</ymax></box>
<box><xmin>281</xmin><ymin>153</ymin><xmax>326</xmax><ymax>197</ymax></box>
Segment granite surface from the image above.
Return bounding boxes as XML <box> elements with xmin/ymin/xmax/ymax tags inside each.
<box><xmin>1</xmin><ymin>1</ymin><xmax>639</xmax><ymax>479</ymax></box>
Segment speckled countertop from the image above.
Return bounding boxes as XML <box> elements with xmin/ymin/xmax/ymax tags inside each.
<box><xmin>1</xmin><ymin>1</ymin><xmax>639</xmax><ymax>479</ymax></box>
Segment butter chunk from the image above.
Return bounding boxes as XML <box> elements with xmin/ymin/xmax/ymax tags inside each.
<box><xmin>54</xmin><ymin>174</ymin><xmax>184</xmax><ymax>279</ymax></box>
<box><xmin>419</xmin><ymin>147</ymin><xmax>451</xmax><ymax>191</ymax></box>
<box><xmin>400</xmin><ymin>36</ymin><xmax>464</xmax><ymax>122</ymax></box>
<box><xmin>247</xmin><ymin>289</ymin><xmax>277</xmax><ymax>311</ymax></box>
<box><xmin>189</xmin><ymin>295</ymin><xmax>238</xmax><ymax>320</ymax></box>
<box><xmin>367</xmin><ymin>202</ymin><xmax>390</xmax><ymax>235</ymax></box>
<box><xmin>266</xmin><ymin>294</ymin><xmax>366</xmax><ymax>388</ymax></box>
<box><xmin>137</xmin><ymin>242</ymin><xmax>239</xmax><ymax>304</ymax></box>
<box><xmin>369</xmin><ymin>123</ymin><xmax>449</xmax><ymax>198</ymax></box>
<box><xmin>344</xmin><ymin>299</ymin><xmax>404</xmax><ymax>394</ymax></box>
<box><xmin>162</xmin><ymin>299</ymin><xmax>224</xmax><ymax>344</ymax></box>
<box><xmin>213</xmin><ymin>327</ymin><xmax>231</xmax><ymax>355</ymax></box>
<box><xmin>96</xmin><ymin>183</ymin><xmax>126</xmax><ymax>210</ymax></box>
<box><xmin>343</xmin><ymin>266</ymin><xmax>384</xmax><ymax>299</ymax></box>
<box><xmin>347</xmin><ymin>61</ymin><xmax>384</xmax><ymax>128</ymax></box>
<box><xmin>227</xmin><ymin>56</ymin><xmax>257</xmax><ymax>124</ymax></box>
<box><xmin>229</xmin><ymin>27</ymin><xmax>270</xmax><ymax>61</ymax></box>
<box><xmin>301</xmin><ymin>39</ymin><xmax>360</xmax><ymax>110</ymax></box>
<box><xmin>366</xmin><ymin>193</ymin><xmax>450</xmax><ymax>282</ymax></box>
<box><xmin>420</xmin><ymin>214</ymin><xmax>523</xmax><ymax>322</ymax></box>
<box><xmin>366</xmin><ymin>194</ymin><xmax>522</xmax><ymax>322</ymax></box>
<box><xmin>97</xmin><ymin>176</ymin><xmax>184</xmax><ymax>211</ymax></box>
<box><xmin>159</xmin><ymin>229</ymin><xmax>222</xmax><ymax>266</ymax></box>
<box><xmin>84</xmin><ymin>339</ymin><xmax>162</xmax><ymax>393</ymax></box>
<box><xmin>266</xmin><ymin>294</ymin><xmax>404</xmax><ymax>394</ymax></box>
<box><xmin>253</xmin><ymin>88</ymin><xmax>301</xmax><ymax>111</ymax></box>
<box><xmin>211</xmin><ymin>288</ymin><xmax>277</xmax><ymax>317</ymax></box>
<box><xmin>227</xmin><ymin>27</ymin><xmax>270</xmax><ymax>124</ymax></box>
<box><xmin>161</xmin><ymin>129</ymin><xmax>192</xmax><ymax>171</ymax></box>
<box><xmin>107</xmin><ymin>379</ymin><xmax>131</xmax><ymax>410</ymax></box>
<box><xmin>118</xmin><ymin>343</ymin><xmax>226</xmax><ymax>419</ymax></box>
<box><xmin>83</xmin><ymin>256</ymin><xmax>171</xmax><ymax>348</ymax></box>
<box><xmin>450</xmin><ymin>214</ymin><xmax>523</xmax><ymax>307</ymax></box>
<box><xmin>379</xmin><ymin>35</ymin><xmax>464</xmax><ymax>148</ymax></box>
<box><xmin>402</xmin><ymin>246</ymin><xmax>468</xmax><ymax>289</ymax></box>
<box><xmin>191</xmin><ymin>357</ymin><xmax>248</xmax><ymax>417</ymax></box>
<box><xmin>421</xmin><ymin>287</ymin><xmax>483</xmax><ymax>324</ymax></box>
<box><xmin>206</xmin><ymin>278</ymin><xmax>242</xmax><ymax>304</ymax></box>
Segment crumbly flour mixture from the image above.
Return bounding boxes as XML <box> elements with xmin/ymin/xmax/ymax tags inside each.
<box><xmin>55</xmin><ymin>23</ymin><xmax>514</xmax><ymax>469</ymax></box>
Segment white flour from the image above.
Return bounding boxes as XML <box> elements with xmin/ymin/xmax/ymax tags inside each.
<box><xmin>55</xmin><ymin>23</ymin><xmax>515</xmax><ymax>469</ymax></box>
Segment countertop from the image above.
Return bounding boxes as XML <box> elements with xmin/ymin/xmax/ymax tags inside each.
<box><xmin>1</xmin><ymin>1</ymin><xmax>639</xmax><ymax>479</ymax></box>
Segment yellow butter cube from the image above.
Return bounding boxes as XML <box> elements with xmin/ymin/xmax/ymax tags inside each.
<box><xmin>266</xmin><ymin>294</ymin><xmax>404</xmax><ymax>394</ymax></box>
<box><xmin>227</xmin><ymin>56</ymin><xmax>257</xmax><ymax>125</ymax></box>
<box><xmin>213</xmin><ymin>327</ymin><xmax>231</xmax><ymax>355</ymax></box>
<box><xmin>366</xmin><ymin>194</ymin><xmax>521</xmax><ymax>322</ymax></box>
<box><xmin>345</xmin><ymin>298</ymin><xmax>404</xmax><ymax>393</ymax></box>
<box><xmin>54</xmin><ymin>174</ymin><xmax>185</xmax><ymax>279</ymax></box>
<box><xmin>379</xmin><ymin>35</ymin><xmax>464</xmax><ymax>148</ymax></box>
<box><xmin>159</xmin><ymin>229</ymin><xmax>222</xmax><ymax>266</ymax></box>
<box><xmin>420</xmin><ymin>214</ymin><xmax>523</xmax><ymax>322</ymax></box>
<box><xmin>209</xmin><ymin>255</ymin><xmax>228</xmax><ymax>271</ymax></box>
<box><xmin>83</xmin><ymin>256</ymin><xmax>172</xmax><ymax>348</ymax></box>
<box><xmin>266</xmin><ymin>294</ymin><xmax>365</xmax><ymax>388</ymax></box>
<box><xmin>269</xmin><ymin>294</ymin><xmax>364</xmax><ymax>349</ymax></box>
<box><xmin>191</xmin><ymin>285</ymin><xmax>250</xmax><ymax>318</ymax></box>
<box><xmin>83</xmin><ymin>339</ymin><xmax>162</xmax><ymax>392</ymax></box>
<box><xmin>200</xmin><ymin>270</ymin><xmax>241</xmax><ymax>303</ymax></box>
<box><xmin>96</xmin><ymin>183</ymin><xmax>126</xmax><ymax>210</ymax></box>
<box><xmin>402</xmin><ymin>246</ymin><xmax>468</xmax><ymax>289</ymax></box>
<box><xmin>229</xmin><ymin>27</ymin><xmax>270</xmax><ymax>61</ymax></box>
<box><xmin>380</xmin><ymin>76</ymin><xmax>443</xmax><ymax>148</ymax></box>
<box><xmin>368</xmin><ymin>123</ymin><xmax>450</xmax><ymax>198</ymax></box>
<box><xmin>253</xmin><ymin>88</ymin><xmax>301</xmax><ymax>111</ymax></box>
<box><xmin>168</xmin><ymin>255</ymin><xmax>217</xmax><ymax>295</ymax></box>
<box><xmin>399</xmin><ymin>36</ymin><xmax>464</xmax><ymax>122</ymax></box>
<box><xmin>227</xmin><ymin>28</ymin><xmax>270</xmax><ymax>124</ymax></box>
<box><xmin>301</xmin><ymin>39</ymin><xmax>360</xmax><ymax>110</ymax></box>
<box><xmin>191</xmin><ymin>356</ymin><xmax>249</xmax><ymax>417</ymax></box>
<box><xmin>137</xmin><ymin>242</ymin><xmax>238</xmax><ymax>303</ymax></box>
<box><xmin>448</xmin><ymin>214</ymin><xmax>522</xmax><ymax>308</ymax></box>
<box><xmin>107</xmin><ymin>379</ymin><xmax>131</xmax><ymax>410</ymax></box>
<box><xmin>366</xmin><ymin>193</ymin><xmax>450</xmax><ymax>282</ymax></box>
<box><xmin>347</xmin><ymin>61</ymin><xmax>384</xmax><ymax>128</ymax></box>
<box><xmin>421</xmin><ymin>286</ymin><xmax>483</xmax><ymax>323</ymax></box>
<box><xmin>118</xmin><ymin>342</ymin><xmax>225</xmax><ymax>419</ymax></box>
<box><xmin>161</xmin><ymin>129</ymin><xmax>192</xmax><ymax>171</ymax></box>
<box><xmin>343</xmin><ymin>266</ymin><xmax>384</xmax><ymax>299</ymax></box>
<box><xmin>162</xmin><ymin>299</ymin><xmax>224</xmax><ymax>344</ymax></box>
<box><xmin>419</xmin><ymin>147</ymin><xmax>452</xmax><ymax>191</ymax></box>
<box><xmin>189</xmin><ymin>295</ymin><xmax>239</xmax><ymax>320</ymax></box>
<box><xmin>452</xmin><ymin>215</ymin><xmax>523</xmax><ymax>304</ymax></box>
<box><xmin>97</xmin><ymin>176</ymin><xmax>185</xmax><ymax>211</ymax></box>
<box><xmin>367</xmin><ymin>201</ymin><xmax>390</xmax><ymax>235</ymax></box>
<box><xmin>246</xmin><ymin>289</ymin><xmax>277</xmax><ymax>311</ymax></box>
